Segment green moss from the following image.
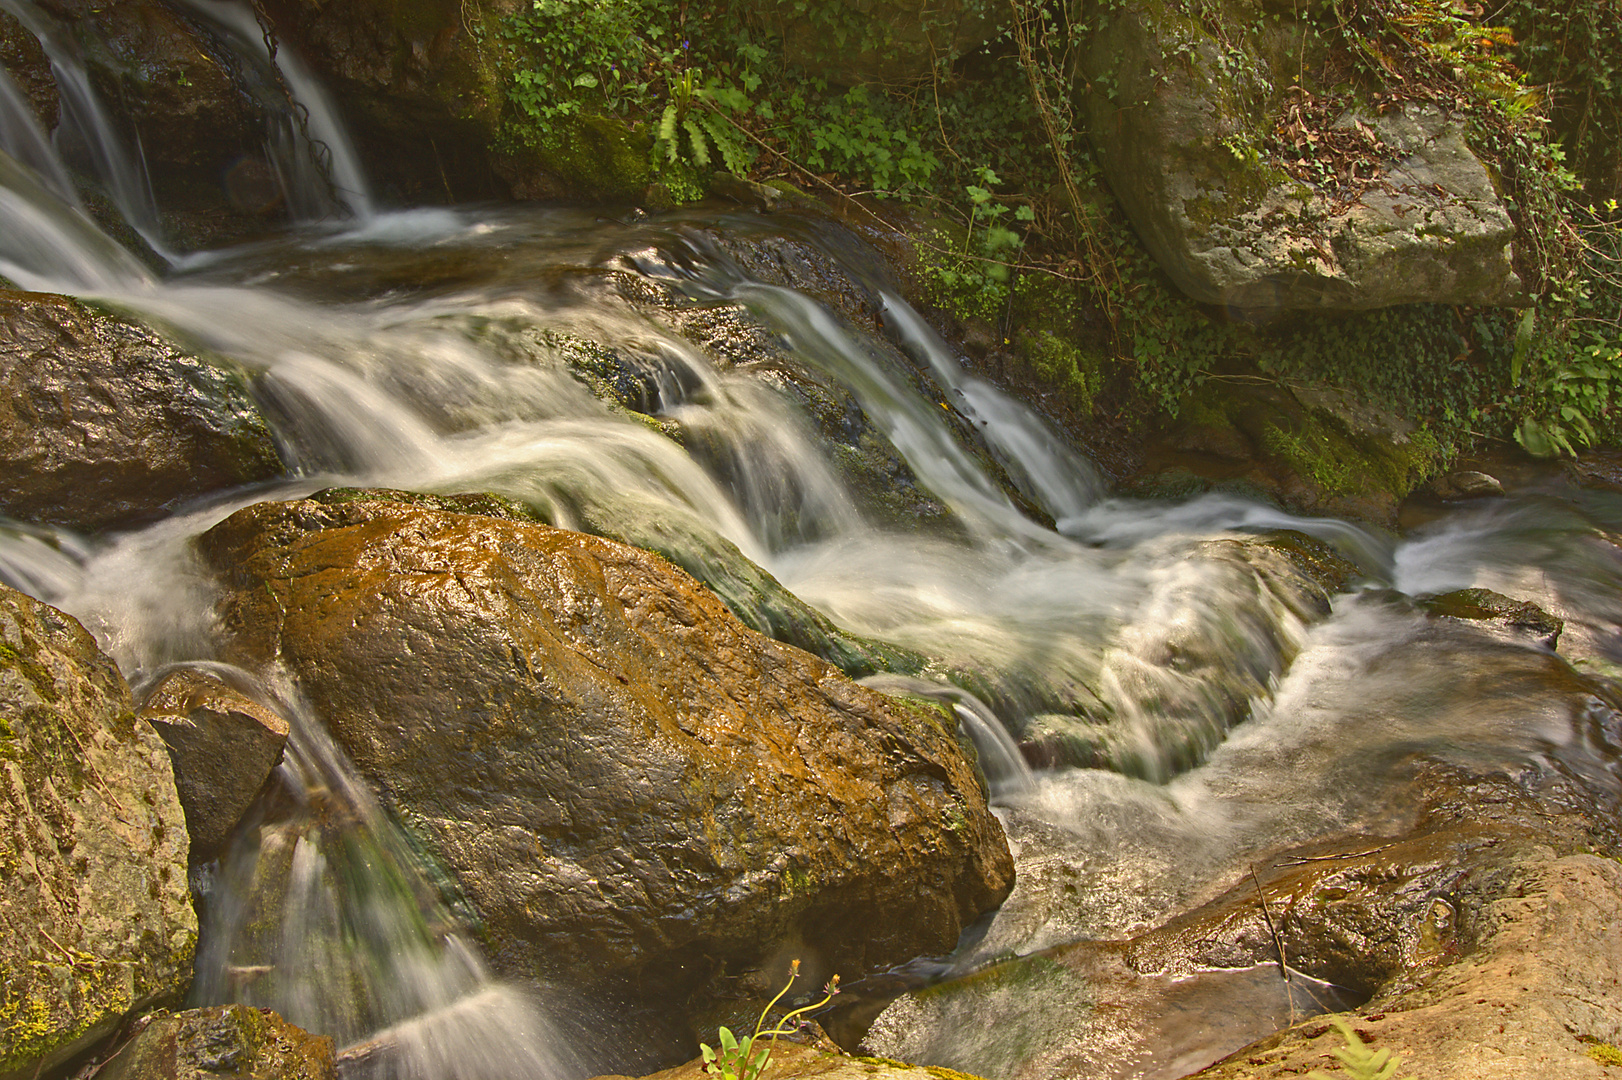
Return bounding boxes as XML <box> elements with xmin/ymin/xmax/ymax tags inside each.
<box><xmin>1588</xmin><ymin>1043</ymin><xmax>1622</xmax><ymax>1067</ymax></box>
<box><xmin>0</xmin><ymin>986</ymin><xmax>60</xmax><ymax>1075</ymax></box>
<box><xmin>1259</xmin><ymin>404</ymin><xmax>1442</xmax><ymax>503</ymax></box>
<box><xmin>780</xmin><ymin>866</ymin><xmax>814</xmax><ymax>897</ymax></box>
<box><xmin>500</xmin><ymin>112</ymin><xmax>653</xmax><ymax>201</ymax></box>
<box><xmin>1262</xmin><ymin>420</ymin><xmax>1357</xmax><ymax>496</ymax></box>
<box><xmin>1019</xmin><ymin>330</ymin><xmax>1103</xmax><ymax>417</ymax></box>
<box><xmin>308</xmin><ymin>487</ymin><xmax>542</xmax><ymax>524</ymax></box>
<box><xmin>1260</xmin><ymin>529</ymin><xmax>1363</xmax><ymax>592</ymax></box>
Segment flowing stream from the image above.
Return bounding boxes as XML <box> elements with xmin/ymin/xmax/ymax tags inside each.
<box><xmin>2</xmin><ymin>33</ymin><xmax>1621</xmax><ymax>1080</ymax></box>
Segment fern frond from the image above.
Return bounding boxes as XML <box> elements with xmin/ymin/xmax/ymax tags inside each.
<box><xmin>659</xmin><ymin>103</ymin><xmax>679</xmax><ymax>163</ymax></box>
<box><xmin>682</xmin><ymin>117</ymin><xmax>711</xmax><ymax>168</ymax></box>
<box><xmin>1305</xmin><ymin>1020</ymin><xmax>1413</xmax><ymax>1080</ymax></box>
<box><xmin>698</xmin><ymin>112</ymin><xmax>751</xmax><ymax>175</ymax></box>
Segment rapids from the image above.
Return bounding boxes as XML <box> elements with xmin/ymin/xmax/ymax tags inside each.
<box><xmin>1</xmin><ymin>24</ymin><xmax>1620</xmax><ymax>1080</ymax></box>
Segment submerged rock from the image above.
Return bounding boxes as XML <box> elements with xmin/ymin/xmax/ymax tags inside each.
<box><xmin>0</xmin><ymin>291</ymin><xmax>285</xmax><ymax>532</ymax></box>
<box><xmin>96</xmin><ymin>1004</ymin><xmax>336</xmax><ymax>1080</ymax></box>
<box><xmin>0</xmin><ymin>582</ymin><xmax>195</xmax><ymax>1080</ymax></box>
<box><xmin>138</xmin><ymin>668</ymin><xmax>290</xmax><ymax>861</ymax></box>
<box><xmin>1421</xmin><ymin>587</ymin><xmax>1564</xmax><ymax>649</ymax></box>
<box><xmin>196</xmin><ymin>494</ymin><xmax>1013</xmax><ymax>1000</ymax></box>
<box><xmin>1430</xmin><ymin>470</ymin><xmax>1506</xmax><ymax>500</ymax></box>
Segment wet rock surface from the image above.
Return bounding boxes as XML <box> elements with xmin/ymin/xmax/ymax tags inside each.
<box><xmin>96</xmin><ymin>1004</ymin><xmax>336</xmax><ymax>1080</ymax></box>
<box><xmin>865</xmin><ymin>769</ymin><xmax>1622</xmax><ymax>1079</ymax></box>
<box><xmin>0</xmin><ymin>582</ymin><xmax>195</xmax><ymax>1080</ymax></box>
<box><xmin>1191</xmin><ymin>851</ymin><xmax>1622</xmax><ymax>1079</ymax></box>
<box><xmin>1420</xmin><ymin>587</ymin><xmax>1564</xmax><ymax>649</ymax></box>
<box><xmin>138</xmin><ymin>668</ymin><xmax>290</xmax><ymax>862</ymax></box>
<box><xmin>860</xmin><ymin>611</ymin><xmax>1622</xmax><ymax>1080</ymax></box>
<box><xmin>0</xmin><ymin>290</ymin><xmax>285</xmax><ymax>532</ymax></box>
<box><xmin>196</xmin><ymin>493</ymin><xmax>1014</xmax><ymax>999</ymax></box>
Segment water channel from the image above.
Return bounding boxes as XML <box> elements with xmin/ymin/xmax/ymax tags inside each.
<box><xmin>1</xmin><ymin>15</ymin><xmax>1620</xmax><ymax>1079</ymax></box>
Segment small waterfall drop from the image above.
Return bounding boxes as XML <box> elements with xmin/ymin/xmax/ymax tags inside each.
<box><xmin>880</xmin><ymin>295</ymin><xmax>1107</xmax><ymax>523</ymax></box>
<box><xmin>0</xmin><ymin>63</ymin><xmax>77</xmax><ymax>205</ymax></box>
<box><xmin>860</xmin><ymin>674</ymin><xmax>1038</xmax><ymax>800</ymax></box>
<box><xmin>184</xmin><ymin>666</ymin><xmax>575</xmax><ymax>1080</ymax></box>
<box><xmin>0</xmin><ymin>147</ymin><xmax>154</xmax><ymax>290</ymax></box>
<box><xmin>174</xmin><ymin>0</ymin><xmax>374</xmax><ymax>221</ymax></box>
<box><xmin>0</xmin><ymin>0</ymin><xmax>173</xmax><ymax>256</ymax></box>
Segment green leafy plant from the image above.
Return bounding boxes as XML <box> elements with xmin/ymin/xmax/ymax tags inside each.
<box><xmin>699</xmin><ymin>960</ymin><xmax>840</xmax><ymax>1080</ymax></box>
<box><xmin>655</xmin><ymin>69</ymin><xmax>753</xmax><ymax>175</ymax></box>
<box><xmin>1306</xmin><ymin>1018</ymin><xmax>1414</xmax><ymax>1080</ymax></box>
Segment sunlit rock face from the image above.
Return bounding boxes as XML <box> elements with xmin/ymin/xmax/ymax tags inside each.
<box><xmin>0</xmin><ymin>290</ymin><xmax>285</xmax><ymax>532</ymax></box>
<box><xmin>197</xmin><ymin>491</ymin><xmax>1015</xmax><ymax>1001</ymax></box>
<box><xmin>1079</xmin><ymin>5</ymin><xmax>1521</xmax><ymax>313</ymax></box>
<box><xmin>0</xmin><ymin>583</ymin><xmax>195</xmax><ymax>1080</ymax></box>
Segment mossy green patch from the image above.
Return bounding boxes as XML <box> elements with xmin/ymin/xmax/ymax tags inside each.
<box><xmin>500</xmin><ymin>112</ymin><xmax>652</xmax><ymax>201</ymax></box>
<box><xmin>1589</xmin><ymin>1042</ymin><xmax>1622</xmax><ymax>1067</ymax></box>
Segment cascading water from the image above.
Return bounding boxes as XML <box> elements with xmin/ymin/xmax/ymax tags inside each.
<box><xmin>1</xmin><ymin>35</ymin><xmax>1620</xmax><ymax>1080</ymax></box>
<box><xmin>0</xmin><ymin>0</ymin><xmax>173</xmax><ymax>256</ymax></box>
<box><xmin>172</xmin><ymin>0</ymin><xmax>374</xmax><ymax>221</ymax></box>
<box><xmin>0</xmin><ymin>62</ymin><xmax>77</xmax><ymax>205</ymax></box>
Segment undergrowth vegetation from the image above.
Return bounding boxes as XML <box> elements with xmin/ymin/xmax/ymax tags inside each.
<box><xmin>496</xmin><ymin>0</ymin><xmax>1622</xmax><ymax>473</ymax></box>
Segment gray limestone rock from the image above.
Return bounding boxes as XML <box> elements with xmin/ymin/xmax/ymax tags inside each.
<box><xmin>1080</xmin><ymin>6</ymin><xmax>1521</xmax><ymax>312</ymax></box>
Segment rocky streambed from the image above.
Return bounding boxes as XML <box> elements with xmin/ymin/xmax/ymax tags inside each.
<box><xmin>0</xmin><ymin>12</ymin><xmax>1619</xmax><ymax>1076</ymax></box>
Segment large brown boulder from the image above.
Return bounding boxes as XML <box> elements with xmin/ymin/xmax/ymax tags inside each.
<box><xmin>0</xmin><ymin>582</ymin><xmax>196</xmax><ymax>1080</ymax></box>
<box><xmin>195</xmin><ymin>490</ymin><xmax>1013</xmax><ymax>999</ymax></box>
<box><xmin>0</xmin><ymin>290</ymin><xmax>284</xmax><ymax>532</ymax></box>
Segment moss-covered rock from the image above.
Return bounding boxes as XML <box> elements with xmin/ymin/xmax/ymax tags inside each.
<box><xmin>0</xmin><ymin>583</ymin><xmax>195</xmax><ymax>1080</ymax></box>
<box><xmin>1077</xmin><ymin>2</ymin><xmax>1520</xmax><ymax>312</ymax></box>
<box><xmin>495</xmin><ymin>112</ymin><xmax>653</xmax><ymax>202</ymax></box>
<box><xmin>1140</xmin><ymin>377</ymin><xmax>1442</xmax><ymax>524</ymax></box>
<box><xmin>1420</xmin><ymin>587</ymin><xmax>1564</xmax><ymax>648</ymax></box>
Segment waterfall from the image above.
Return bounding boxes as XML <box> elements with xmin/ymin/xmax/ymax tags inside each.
<box><xmin>183</xmin><ymin>667</ymin><xmax>575</xmax><ymax>1080</ymax></box>
<box><xmin>173</xmin><ymin>0</ymin><xmax>374</xmax><ymax>221</ymax></box>
<box><xmin>0</xmin><ymin>63</ymin><xmax>77</xmax><ymax>205</ymax></box>
<box><xmin>0</xmin><ymin>0</ymin><xmax>173</xmax><ymax>257</ymax></box>
<box><xmin>4</xmin><ymin>38</ymin><xmax>1619</xmax><ymax>1078</ymax></box>
<box><xmin>0</xmin><ymin>146</ymin><xmax>153</xmax><ymax>290</ymax></box>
